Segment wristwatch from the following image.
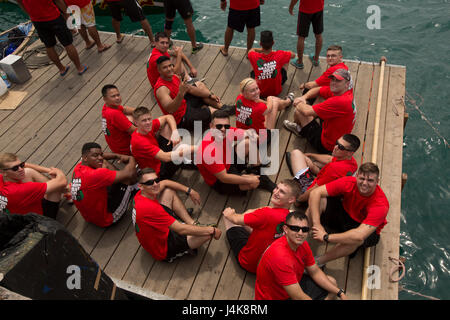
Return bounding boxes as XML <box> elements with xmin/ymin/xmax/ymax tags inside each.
<box><xmin>323</xmin><ymin>233</ymin><xmax>329</xmax><ymax>243</ymax></box>
<box><xmin>337</xmin><ymin>288</ymin><xmax>345</xmax><ymax>298</ymax></box>
<box><xmin>186</xmin><ymin>187</ymin><xmax>192</xmax><ymax>196</ymax></box>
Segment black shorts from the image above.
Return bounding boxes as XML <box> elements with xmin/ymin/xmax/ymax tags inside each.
<box><xmin>293</xmin><ymin>169</ymin><xmax>315</xmax><ymax>194</ymax></box>
<box><xmin>162</xmin><ymin>205</ymin><xmax>191</xmax><ymax>262</ymax></box>
<box><xmin>226</xmin><ymin>226</ymin><xmax>250</xmax><ymax>266</ymax></box>
<box><xmin>299</xmin><ymin>274</ymin><xmax>329</xmax><ymax>300</ymax></box>
<box><xmin>109</xmin><ymin>0</ymin><xmax>146</xmax><ymax>23</ymax></box>
<box><xmin>178</xmin><ymin>93</ymin><xmax>211</xmax><ymax>131</ymax></box>
<box><xmin>157</xmin><ymin>134</ymin><xmax>181</xmax><ymax>179</ymax></box>
<box><xmin>228</xmin><ymin>7</ymin><xmax>261</xmax><ymax>33</ymax></box>
<box><xmin>33</xmin><ymin>16</ymin><xmax>73</xmax><ymax>48</ymax></box>
<box><xmin>299</xmin><ymin>119</ymin><xmax>331</xmax><ymax>154</ymax></box>
<box><xmin>41</xmin><ymin>198</ymin><xmax>60</xmax><ymax>220</ymax></box>
<box><xmin>107</xmin><ymin>183</ymin><xmax>137</xmax><ymax>224</ymax></box>
<box><xmin>321</xmin><ymin>197</ymin><xmax>380</xmax><ymax>248</ymax></box>
<box><xmin>212</xmin><ymin>153</ymin><xmax>247</xmax><ymax>195</ymax></box>
<box><xmin>297</xmin><ymin>10</ymin><xmax>324</xmax><ymax>37</ymax></box>
<box><xmin>164</xmin><ymin>0</ymin><xmax>193</xmax><ymax>20</ymax></box>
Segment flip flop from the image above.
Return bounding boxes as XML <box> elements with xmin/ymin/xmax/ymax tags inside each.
<box><xmin>116</xmin><ymin>35</ymin><xmax>125</xmax><ymax>43</ymax></box>
<box><xmin>60</xmin><ymin>65</ymin><xmax>70</xmax><ymax>76</ymax></box>
<box><xmin>98</xmin><ymin>44</ymin><xmax>111</xmax><ymax>53</ymax></box>
<box><xmin>219</xmin><ymin>47</ymin><xmax>228</xmax><ymax>57</ymax></box>
<box><xmin>86</xmin><ymin>42</ymin><xmax>95</xmax><ymax>50</ymax></box>
<box><xmin>78</xmin><ymin>65</ymin><xmax>88</xmax><ymax>75</ymax></box>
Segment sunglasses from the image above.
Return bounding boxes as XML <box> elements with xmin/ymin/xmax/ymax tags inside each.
<box><xmin>285</xmin><ymin>224</ymin><xmax>310</xmax><ymax>233</ymax></box>
<box><xmin>335</xmin><ymin>141</ymin><xmax>352</xmax><ymax>152</ymax></box>
<box><xmin>141</xmin><ymin>178</ymin><xmax>161</xmax><ymax>186</ymax></box>
<box><xmin>1</xmin><ymin>161</ymin><xmax>25</xmax><ymax>171</ymax></box>
<box><xmin>215</xmin><ymin>124</ymin><xmax>230</xmax><ymax>130</ymax></box>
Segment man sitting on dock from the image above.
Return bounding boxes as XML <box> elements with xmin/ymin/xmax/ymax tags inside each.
<box><xmin>255</xmin><ymin>211</ymin><xmax>347</xmax><ymax>300</ymax></box>
<box><xmin>130</xmin><ymin>106</ymin><xmax>194</xmax><ymax>180</ymax></box>
<box><xmin>283</xmin><ymin>69</ymin><xmax>356</xmax><ymax>154</ymax></box>
<box><xmin>196</xmin><ymin>109</ymin><xmax>276</xmax><ymax>195</ymax></box>
<box><xmin>71</xmin><ymin>142</ymin><xmax>138</xmax><ymax>227</ymax></box>
<box><xmin>17</xmin><ymin>0</ymin><xmax>88</xmax><ymax>76</ymax></box>
<box><xmin>154</xmin><ymin>56</ymin><xmax>234</xmax><ymax>132</ymax></box>
<box><xmin>0</xmin><ymin>153</ymin><xmax>67</xmax><ymax>219</ymax></box>
<box><xmin>133</xmin><ymin>167</ymin><xmax>222</xmax><ymax>263</ymax></box>
<box><xmin>222</xmin><ymin>179</ymin><xmax>300</xmax><ymax>273</ymax></box>
<box><xmin>248</xmin><ymin>30</ymin><xmax>296</xmax><ymax>98</ymax></box>
<box><xmin>101</xmin><ymin>84</ymin><xmax>137</xmax><ymax>156</ymax></box>
<box><xmin>285</xmin><ymin>134</ymin><xmax>360</xmax><ymax>204</ymax></box>
<box><xmin>308</xmin><ymin>162</ymin><xmax>389</xmax><ymax>266</ymax></box>
<box><xmin>147</xmin><ymin>32</ymin><xmax>198</xmax><ymax>88</ymax></box>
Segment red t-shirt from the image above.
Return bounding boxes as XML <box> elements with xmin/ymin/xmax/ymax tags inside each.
<box><xmin>154</xmin><ymin>75</ymin><xmax>187</xmax><ymax>124</ymax></box>
<box><xmin>248</xmin><ymin>50</ymin><xmax>292</xmax><ymax>97</ymax></box>
<box><xmin>235</xmin><ymin>94</ymin><xmax>267</xmax><ymax>131</ymax></box>
<box><xmin>309</xmin><ymin>156</ymin><xmax>358</xmax><ymax>188</ymax></box>
<box><xmin>299</xmin><ymin>0</ymin><xmax>324</xmax><ymax>13</ymax></box>
<box><xmin>255</xmin><ymin>236</ymin><xmax>315</xmax><ymax>300</ymax></box>
<box><xmin>315</xmin><ymin>62</ymin><xmax>349</xmax><ymax>87</ymax></box>
<box><xmin>196</xmin><ymin>128</ymin><xmax>245</xmax><ymax>186</ymax></box>
<box><xmin>326</xmin><ymin>176</ymin><xmax>389</xmax><ymax>234</ymax></box>
<box><xmin>147</xmin><ymin>48</ymin><xmax>170</xmax><ymax>88</ymax></box>
<box><xmin>22</xmin><ymin>0</ymin><xmax>61</xmax><ymax>22</ymax></box>
<box><xmin>102</xmin><ymin>104</ymin><xmax>133</xmax><ymax>155</ymax></box>
<box><xmin>71</xmin><ymin>163</ymin><xmax>117</xmax><ymax>227</ymax></box>
<box><xmin>130</xmin><ymin>119</ymin><xmax>162</xmax><ymax>175</ymax></box>
<box><xmin>65</xmin><ymin>0</ymin><xmax>91</xmax><ymax>8</ymax></box>
<box><xmin>239</xmin><ymin>207</ymin><xmax>290</xmax><ymax>273</ymax></box>
<box><xmin>230</xmin><ymin>0</ymin><xmax>260</xmax><ymax>11</ymax></box>
<box><xmin>0</xmin><ymin>175</ymin><xmax>46</xmax><ymax>215</ymax></box>
<box><xmin>313</xmin><ymin>86</ymin><xmax>356</xmax><ymax>151</ymax></box>
<box><xmin>132</xmin><ymin>190</ymin><xmax>176</xmax><ymax>261</ymax></box>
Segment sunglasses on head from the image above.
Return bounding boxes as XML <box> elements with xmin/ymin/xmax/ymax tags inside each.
<box><xmin>215</xmin><ymin>124</ymin><xmax>230</xmax><ymax>130</ymax></box>
<box><xmin>141</xmin><ymin>178</ymin><xmax>161</xmax><ymax>186</ymax></box>
<box><xmin>2</xmin><ymin>161</ymin><xmax>25</xmax><ymax>171</ymax></box>
<box><xmin>335</xmin><ymin>140</ymin><xmax>352</xmax><ymax>152</ymax></box>
<box><xmin>285</xmin><ymin>224</ymin><xmax>310</xmax><ymax>233</ymax></box>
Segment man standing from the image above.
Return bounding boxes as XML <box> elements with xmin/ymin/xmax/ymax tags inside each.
<box><xmin>71</xmin><ymin>142</ymin><xmax>138</xmax><ymax>227</ymax></box>
<box><xmin>101</xmin><ymin>84</ymin><xmax>136</xmax><ymax>156</ymax></box>
<box><xmin>0</xmin><ymin>153</ymin><xmax>67</xmax><ymax>219</ymax></box>
<box><xmin>308</xmin><ymin>162</ymin><xmax>389</xmax><ymax>266</ymax></box>
<box><xmin>255</xmin><ymin>211</ymin><xmax>347</xmax><ymax>300</ymax></box>
<box><xmin>248</xmin><ymin>30</ymin><xmax>296</xmax><ymax>98</ymax></box>
<box><xmin>283</xmin><ymin>69</ymin><xmax>356</xmax><ymax>154</ymax></box>
<box><xmin>196</xmin><ymin>109</ymin><xmax>276</xmax><ymax>195</ymax></box>
<box><xmin>223</xmin><ymin>180</ymin><xmax>300</xmax><ymax>273</ymax></box>
<box><xmin>130</xmin><ymin>106</ymin><xmax>193</xmax><ymax>180</ymax></box>
<box><xmin>285</xmin><ymin>133</ymin><xmax>360</xmax><ymax>203</ymax></box>
<box><xmin>105</xmin><ymin>0</ymin><xmax>155</xmax><ymax>45</ymax></box>
<box><xmin>154</xmin><ymin>56</ymin><xmax>234</xmax><ymax>132</ymax></box>
<box><xmin>163</xmin><ymin>0</ymin><xmax>203</xmax><ymax>54</ymax></box>
<box><xmin>17</xmin><ymin>0</ymin><xmax>88</xmax><ymax>76</ymax></box>
<box><xmin>289</xmin><ymin>0</ymin><xmax>324</xmax><ymax>69</ymax></box>
<box><xmin>146</xmin><ymin>32</ymin><xmax>197</xmax><ymax>88</ymax></box>
<box><xmin>133</xmin><ymin>168</ymin><xmax>221</xmax><ymax>262</ymax></box>
<box><xmin>219</xmin><ymin>0</ymin><xmax>264</xmax><ymax>57</ymax></box>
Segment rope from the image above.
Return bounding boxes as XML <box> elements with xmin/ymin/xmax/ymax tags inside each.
<box><xmin>388</xmin><ymin>256</ymin><xmax>405</xmax><ymax>282</ymax></box>
<box><xmin>399</xmin><ymin>286</ymin><xmax>440</xmax><ymax>300</ymax></box>
<box><xmin>404</xmin><ymin>91</ymin><xmax>449</xmax><ymax>148</ymax></box>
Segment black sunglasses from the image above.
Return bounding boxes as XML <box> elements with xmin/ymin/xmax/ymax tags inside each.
<box><xmin>215</xmin><ymin>124</ymin><xmax>231</xmax><ymax>130</ymax></box>
<box><xmin>285</xmin><ymin>224</ymin><xmax>310</xmax><ymax>233</ymax></box>
<box><xmin>141</xmin><ymin>178</ymin><xmax>160</xmax><ymax>186</ymax></box>
<box><xmin>335</xmin><ymin>140</ymin><xmax>352</xmax><ymax>152</ymax></box>
<box><xmin>2</xmin><ymin>161</ymin><xmax>25</xmax><ymax>171</ymax></box>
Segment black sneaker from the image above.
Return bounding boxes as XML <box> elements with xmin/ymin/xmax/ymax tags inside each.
<box><xmin>285</xmin><ymin>152</ymin><xmax>294</xmax><ymax>177</ymax></box>
<box><xmin>258</xmin><ymin>175</ymin><xmax>276</xmax><ymax>193</ymax></box>
<box><xmin>191</xmin><ymin>43</ymin><xmax>204</xmax><ymax>54</ymax></box>
<box><xmin>219</xmin><ymin>104</ymin><xmax>236</xmax><ymax>116</ymax></box>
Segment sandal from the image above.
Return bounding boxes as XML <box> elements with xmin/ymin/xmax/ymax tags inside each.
<box><xmin>290</xmin><ymin>59</ymin><xmax>304</xmax><ymax>69</ymax></box>
<box><xmin>309</xmin><ymin>53</ymin><xmax>320</xmax><ymax>66</ymax></box>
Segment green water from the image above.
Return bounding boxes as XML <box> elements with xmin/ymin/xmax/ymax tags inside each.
<box><xmin>1</xmin><ymin>0</ymin><xmax>449</xmax><ymax>300</ymax></box>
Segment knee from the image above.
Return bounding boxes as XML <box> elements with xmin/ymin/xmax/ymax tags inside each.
<box><xmin>291</xmin><ymin>149</ymin><xmax>304</xmax><ymax>159</ymax></box>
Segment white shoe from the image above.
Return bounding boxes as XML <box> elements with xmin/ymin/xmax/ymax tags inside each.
<box><xmin>283</xmin><ymin>120</ymin><xmax>301</xmax><ymax>136</ymax></box>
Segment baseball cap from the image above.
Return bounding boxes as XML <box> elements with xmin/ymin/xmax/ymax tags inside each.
<box><xmin>329</xmin><ymin>68</ymin><xmax>351</xmax><ymax>81</ymax></box>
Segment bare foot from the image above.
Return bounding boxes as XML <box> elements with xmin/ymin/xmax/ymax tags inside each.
<box><xmin>219</xmin><ymin>46</ymin><xmax>228</xmax><ymax>56</ymax></box>
<box><xmin>116</xmin><ymin>34</ymin><xmax>125</xmax><ymax>43</ymax></box>
<box><xmin>85</xmin><ymin>40</ymin><xmax>95</xmax><ymax>50</ymax></box>
<box><xmin>98</xmin><ymin>43</ymin><xmax>112</xmax><ymax>53</ymax></box>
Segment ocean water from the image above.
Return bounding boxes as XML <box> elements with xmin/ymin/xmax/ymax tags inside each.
<box><xmin>1</xmin><ymin>0</ymin><xmax>449</xmax><ymax>300</ymax></box>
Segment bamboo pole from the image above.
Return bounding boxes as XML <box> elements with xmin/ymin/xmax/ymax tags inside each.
<box><xmin>361</xmin><ymin>57</ymin><xmax>387</xmax><ymax>300</ymax></box>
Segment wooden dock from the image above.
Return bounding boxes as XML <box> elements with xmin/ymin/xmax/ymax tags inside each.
<box><xmin>0</xmin><ymin>31</ymin><xmax>406</xmax><ymax>300</ymax></box>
